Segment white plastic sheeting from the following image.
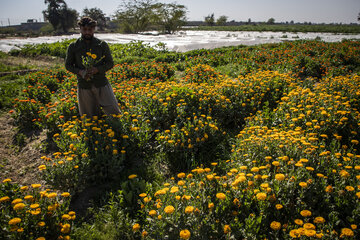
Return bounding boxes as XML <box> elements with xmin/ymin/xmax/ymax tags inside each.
<box><xmin>1</xmin><ymin>30</ymin><xmax>359</xmax><ymax>53</ymax></box>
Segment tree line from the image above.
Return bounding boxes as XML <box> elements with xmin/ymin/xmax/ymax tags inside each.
<box><xmin>43</xmin><ymin>0</ymin><xmax>186</xmax><ymax>34</ymax></box>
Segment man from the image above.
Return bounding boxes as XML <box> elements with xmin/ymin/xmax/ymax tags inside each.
<box><xmin>65</xmin><ymin>16</ymin><xmax>120</xmax><ymax>118</ymax></box>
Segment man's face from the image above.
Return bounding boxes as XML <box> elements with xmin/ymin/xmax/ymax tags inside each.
<box><xmin>80</xmin><ymin>25</ymin><xmax>95</xmax><ymax>40</ymax></box>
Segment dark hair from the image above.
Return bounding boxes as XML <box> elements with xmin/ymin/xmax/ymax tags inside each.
<box><xmin>78</xmin><ymin>17</ymin><xmax>97</xmax><ymax>27</ymax></box>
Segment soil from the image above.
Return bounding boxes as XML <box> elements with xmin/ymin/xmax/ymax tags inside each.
<box><xmin>0</xmin><ymin>113</ymin><xmax>47</xmax><ymax>185</ymax></box>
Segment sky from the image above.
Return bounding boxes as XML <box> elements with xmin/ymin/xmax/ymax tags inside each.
<box><xmin>0</xmin><ymin>0</ymin><xmax>359</xmax><ymax>26</ymax></box>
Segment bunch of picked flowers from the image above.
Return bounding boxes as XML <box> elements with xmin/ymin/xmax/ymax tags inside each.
<box><xmin>81</xmin><ymin>51</ymin><xmax>104</xmax><ymax>81</ymax></box>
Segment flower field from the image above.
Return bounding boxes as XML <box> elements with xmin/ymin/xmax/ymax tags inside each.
<box><xmin>1</xmin><ymin>39</ymin><xmax>360</xmax><ymax>239</ymax></box>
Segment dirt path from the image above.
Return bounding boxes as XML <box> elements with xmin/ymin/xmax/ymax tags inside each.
<box><xmin>0</xmin><ymin>113</ymin><xmax>46</xmax><ymax>185</ymax></box>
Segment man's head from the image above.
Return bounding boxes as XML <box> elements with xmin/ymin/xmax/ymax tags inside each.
<box><xmin>78</xmin><ymin>17</ymin><xmax>97</xmax><ymax>40</ymax></box>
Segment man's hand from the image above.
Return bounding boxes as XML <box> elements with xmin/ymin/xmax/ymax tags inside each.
<box><xmin>78</xmin><ymin>69</ymin><xmax>87</xmax><ymax>79</ymax></box>
<box><xmin>88</xmin><ymin>67</ymin><xmax>99</xmax><ymax>75</ymax></box>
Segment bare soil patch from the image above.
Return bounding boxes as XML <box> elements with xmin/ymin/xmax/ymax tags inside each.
<box><xmin>0</xmin><ymin>113</ymin><xmax>46</xmax><ymax>185</ymax></box>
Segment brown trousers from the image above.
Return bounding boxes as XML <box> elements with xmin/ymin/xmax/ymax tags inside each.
<box><xmin>77</xmin><ymin>83</ymin><xmax>121</xmax><ymax>118</ymax></box>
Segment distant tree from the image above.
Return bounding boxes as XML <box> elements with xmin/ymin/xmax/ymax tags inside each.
<box><xmin>267</xmin><ymin>18</ymin><xmax>275</xmax><ymax>24</ymax></box>
<box><xmin>153</xmin><ymin>3</ymin><xmax>187</xmax><ymax>34</ymax></box>
<box><xmin>114</xmin><ymin>0</ymin><xmax>157</xmax><ymax>33</ymax></box>
<box><xmin>43</xmin><ymin>0</ymin><xmax>67</xmax><ymax>30</ymax></box>
<box><xmin>248</xmin><ymin>18</ymin><xmax>252</xmax><ymax>24</ymax></box>
<box><xmin>205</xmin><ymin>13</ymin><xmax>215</xmax><ymax>26</ymax></box>
<box><xmin>43</xmin><ymin>0</ymin><xmax>78</xmax><ymax>33</ymax></box>
<box><xmin>83</xmin><ymin>7</ymin><xmax>107</xmax><ymax>30</ymax></box>
<box><xmin>358</xmin><ymin>12</ymin><xmax>360</xmax><ymax>22</ymax></box>
<box><xmin>59</xmin><ymin>7</ymin><xmax>78</xmax><ymax>32</ymax></box>
<box><xmin>216</xmin><ymin>15</ymin><xmax>228</xmax><ymax>26</ymax></box>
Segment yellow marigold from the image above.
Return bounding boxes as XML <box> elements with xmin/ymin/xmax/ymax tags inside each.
<box><xmin>325</xmin><ymin>185</ymin><xmax>333</xmax><ymax>193</ymax></box>
<box><xmin>0</xmin><ymin>196</ymin><xmax>10</xmax><ymax>202</ymax></box>
<box><xmin>11</xmin><ymin>198</ymin><xmax>22</xmax><ymax>205</ymax></box>
<box><xmin>294</xmin><ymin>219</ymin><xmax>304</xmax><ymax>226</ymax></box>
<box><xmin>61</xmin><ymin>223</ymin><xmax>71</xmax><ymax>234</ymax></box>
<box><xmin>275</xmin><ymin>204</ymin><xmax>283</xmax><ymax>210</ymax></box>
<box><xmin>208</xmin><ymin>202</ymin><xmax>214</xmax><ymax>209</ymax></box>
<box><xmin>2</xmin><ymin>178</ymin><xmax>11</xmax><ymax>183</ymax></box>
<box><xmin>177</xmin><ymin>172</ymin><xmax>186</xmax><ymax>178</ymax></box>
<box><xmin>224</xmin><ymin>224</ymin><xmax>231</xmax><ymax>234</ymax></box>
<box><xmin>270</xmin><ymin>221</ymin><xmax>281</xmax><ymax>230</ymax></box>
<box><xmin>351</xmin><ymin>224</ymin><xmax>357</xmax><ymax>230</ymax></box>
<box><xmin>164</xmin><ymin>205</ymin><xmax>175</xmax><ymax>214</ymax></box>
<box><xmin>305</xmin><ymin>229</ymin><xmax>316</xmax><ymax>237</ymax></box>
<box><xmin>289</xmin><ymin>229</ymin><xmax>301</xmax><ymax>238</ymax></box>
<box><xmin>38</xmin><ymin>222</ymin><xmax>46</xmax><ymax>227</ymax></box>
<box><xmin>340</xmin><ymin>228</ymin><xmax>354</xmax><ymax>238</ymax></box>
<box><xmin>178</xmin><ymin>180</ymin><xmax>185</xmax><ymax>186</ymax></box>
<box><xmin>345</xmin><ymin>186</ymin><xmax>355</xmax><ymax>191</ymax></box>
<box><xmin>149</xmin><ymin>210</ymin><xmax>157</xmax><ymax>216</ymax></box>
<box><xmin>170</xmin><ymin>186</ymin><xmax>179</xmax><ymax>193</ymax></box>
<box><xmin>303</xmin><ymin>223</ymin><xmax>315</xmax><ymax>230</ymax></box>
<box><xmin>216</xmin><ymin>192</ymin><xmax>226</xmax><ymax>200</ymax></box>
<box><xmin>128</xmin><ymin>174</ymin><xmax>137</xmax><ymax>179</ymax></box>
<box><xmin>256</xmin><ymin>192</ymin><xmax>267</xmax><ymax>201</ymax></box>
<box><xmin>300</xmin><ymin>210</ymin><xmax>312</xmax><ymax>217</ymax></box>
<box><xmin>299</xmin><ymin>182</ymin><xmax>308</xmax><ymax>188</ymax></box>
<box><xmin>132</xmin><ymin>223</ymin><xmax>140</xmax><ymax>232</ymax></box>
<box><xmin>61</xmin><ymin>192</ymin><xmax>71</xmax><ymax>197</ymax></box>
<box><xmin>180</xmin><ymin>229</ymin><xmax>191</xmax><ymax>240</ymax></box>
<box><xmin>184</xmin><ymin>206</ymin><xmax>194</xmax><ymax>214</ymax></box>
<box><xmin>8</xmin><ymin>218</ymin><xmax>21</xmax><ymax>225</ymax></box>
<box><xmin>313</xmin><ymin>216</ymin><xmax>325</xmax><ymax>224</ymax></box>
<box><xmin>13</xmin><ymin>203</ymin><xmax>26</xmax><ymax>211</ymax></box>
<box><xmin>47</xmin><ymin>193</ymin><xmax>57</xmax><ymax>199</ymax></box>
<box><xmin>36</xmin><ymin>237</ymin><xmax>45</xmax><ymax>240</ymax></box>
<box><xmin>275</xmin><ymin>174</ymin><xmax>285</xmax><ymax>181</ymax></box>
<box><xmin>139</xmin><ymin>193</ymin><xmax>147</xmax><ymax>198</ymax></box>
<box><xmin>20</xmin><ymin>186</ymin><xmax>28</xmax><ymax>191</ymax></box>
<box><xmin>30</xmin><ymin>203</ymin><xmax>40</xmax><ymax>209</ymax></box>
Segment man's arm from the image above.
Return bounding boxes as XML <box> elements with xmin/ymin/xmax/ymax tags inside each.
<box><xmin>65</xmin><ymin>43</ymin><xmax>82</xmax><ymax>75</ymax></box>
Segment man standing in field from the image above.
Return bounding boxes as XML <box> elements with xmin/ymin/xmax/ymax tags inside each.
<box><xmin>65</xmin><ymin>16</ymin><xmax>120</xmax><ymax>117</ymax></box>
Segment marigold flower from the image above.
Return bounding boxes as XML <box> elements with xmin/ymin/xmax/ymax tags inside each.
<box><xmin>299</xmin><ymin>182</ymin><xmax>308</xmax><ymax>188</ymax></box>
<box><xmin>47</xmin><ymin>193</ymin><xmax>57</xmax><ymax>199</ymax></box>
<box><xmin>313</xmin><ymin>216</ymin><xmax>325</xmax><ymax>224</ymax></box>
<box><xmin>0</xmin><ymin>196</ymin><xmax>10</xmax><ymax>202</ymax></box>
<box><xmin>177</xmin><ymin>172</ymin><xmax>186</xmax><ymax>178</ymax></box>
<box><xmin>128</xmin><ymin>174</ymin><xmax>137</xmax><ymax>179</ymax></box>
<box><xmin>164</xmin><ymin>205</ymin><xmax>175</xmax><ymax>214</ymax></box>
<box><xmin>31</xmin><ymin>184</ymin><xmax>41</xmax><ymax>189</ymax></box>
<box><xmin>180</xmin><ymin>229</ymin><xmax>191</xmax><ymax>240</ymax></box>
<box><xmin>61</xmin><ymin>192</ymin><xmax>71</xmax><ymax>197</ymax></box>
<box><xmin>36</xmin><ymin>237</ymin><xmax>45</xmax><ymax>240</ymax></box>
<box><xmin>275</xmin><ymin>204</ymin><xmax>283</xmax><ymax>210</ymax></box>
<box><xmin>303</xmin><ymin>223</ymin><xmax>315</xmax><ymax>230</ymax></box>
<box><xmin>305</xmin><ymin>229</ymin><xmax>316</xmax><ymax>237</ymax></box>
<box><xmin>256</xmin><ymin>192</ymin><xmax>267</xmax><ymax>201</ymax></box>
<box><xmin>294</xmin><ymin>219</ymin><xmax>304</xmax><ymax>226</ymax></box>
<box><xmin>270</xmin><ymin>221</ymin><xmax>281</xmax><ymax>230</ymax></box>
<box><xmin>275</xmin><ymin>174</ymin><xmax>285</xmax><ymax>181</ymax></box>
<box><xmin>289</xmin><ymin>229</ymin><xmax>301</xmax><ymax>238</ymax></box>
<box><xmin>132</xmin><ymin>223</ymin><xmax>140</xmax><ymax>232</ymax></box>
<box><xmin>340</xmin><ymin>228</ymin><xmax>354</xmax><ymax>237</ymax></box>
<box><xmin>184</xmin><ymin>206</ymin><xmax>194</xmax><ymax>214</ymax></box>
<box><xmin>8</xmin><ymin>218</ymin><xmax>21</xmax><ymax>225</ymax></box>
<box><xmin>13</xmin><ymin>203</ymin><xmax>26</xmax><ymax>211</ymax></box>
<box><xmin>149</xmin><ymin>210</ymin><xmax>157</xmax><ymax>216</ymax></box>
<box><xmin>61</xmin><ymin>223</ymin><xmax>71</xmax><ymax>234</ymax></box>
<box><xmin>216</xmin><ymin>192</ymin><xmax>226</xmax><ymax>200</ymax></box>
<box><xmin>224</xmin><ymin>224</ymin><xmax>231</xmax><ymax>234</ymax></box>
<box><xmin>2</xmin><ymin>178</ymin><xmax>11</xmax><ymax>183</ymax></box>
<box><xmin>300</xmin><ymin>210</ymin><xmax>312</xmax><ymax>217</ymax></box>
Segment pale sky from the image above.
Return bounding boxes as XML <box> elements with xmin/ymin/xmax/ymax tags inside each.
<box><xmin>0</xmin><ymin>0</ymin><xmax>359</xmax><ymax>26</ymax></box>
